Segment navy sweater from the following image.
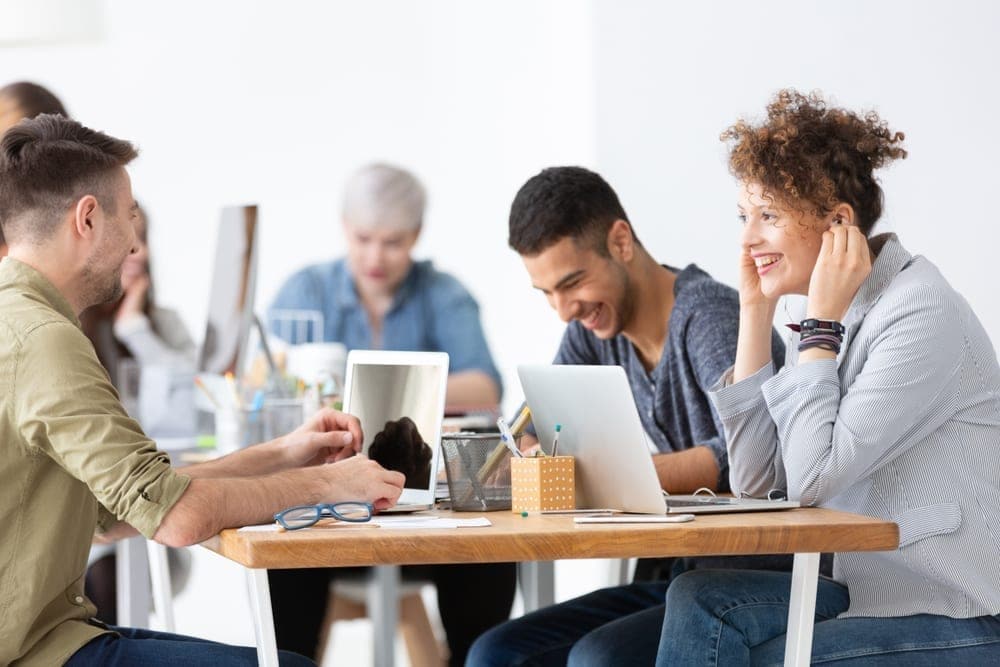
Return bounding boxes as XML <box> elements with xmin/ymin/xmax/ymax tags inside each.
<box><xmin>552</xmin><ymin>264</ymin><xmax>785</xmax><ymax>490</ymax></box>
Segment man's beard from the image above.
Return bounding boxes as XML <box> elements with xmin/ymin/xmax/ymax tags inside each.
<box><xmin>608</xmin><ymin>261</ymin><xmax>636</xmax><ymax>337</ymax></box>
<box><xmin>81</xmin><ymin>261</ymin><xmax>125</xmax><ymax>309</ymax></box>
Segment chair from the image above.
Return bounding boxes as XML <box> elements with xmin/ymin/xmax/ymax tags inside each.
<box><xmin>318</xmin><ymin>572</ymin><xmax>446</xmax><ymax>667</ymax></box>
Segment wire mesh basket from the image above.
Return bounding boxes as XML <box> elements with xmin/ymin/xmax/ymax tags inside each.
<box><xmin>440</xmin><ymin>432</ymin><xmax>512</xmax><ymax>511</ymax></box>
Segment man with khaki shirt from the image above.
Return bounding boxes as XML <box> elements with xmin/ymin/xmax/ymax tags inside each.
<box><xmin>0</xmin><ymin>116</ymin><xmax>406</xmax><ymax>666</ymax></box>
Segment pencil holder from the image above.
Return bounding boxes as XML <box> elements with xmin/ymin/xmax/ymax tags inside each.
<box><xmin>511</xmin><ymin>456</ymin><xmax>575</xmax><ymax>512</ymax></box>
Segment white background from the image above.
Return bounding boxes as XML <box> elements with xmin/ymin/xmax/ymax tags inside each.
<box><xmin>4</xmin><ymin>1</ymin><xmax>998</xmax><ymax>663</ymax></box>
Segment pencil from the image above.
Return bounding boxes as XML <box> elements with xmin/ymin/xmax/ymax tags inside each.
<box><xmin>194</xmin><ymin>376</ymin><xmax>222</xmax><ymax>410</ymax></box>
<box><xmin>224</xmin><ymin>372</ymin><xmax>243</xmax><ymax>410</ymax></box>
<box><xmin>509</xmin><ymin>405</ymin><xmax>532</xmax><ymax>438</ymax></box>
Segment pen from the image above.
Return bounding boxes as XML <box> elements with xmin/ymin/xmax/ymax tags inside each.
<box><xmin>551</xmin><ymin>424</ymin><xmax>562</xmax><ymax>457</ymax></box>
<box><xmin>496</xmin><ymin>417</ymin><xmax>523</xmax><ymax>457</ymax></box>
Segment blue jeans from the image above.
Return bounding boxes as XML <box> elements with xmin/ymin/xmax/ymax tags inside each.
<box><xmin>66</xmin><ymin>625</ymin><xmax>313</xmax><ymax>666</ymax></box>
<box><xmin>656</xmin><ymin>570</ymin><xmax>1000</xmax><ymax>666</ymax></box>
<box><xmin>467</xmin><ymin>581</ymin><xmax>668</xmax><ymax>666</ymax></box>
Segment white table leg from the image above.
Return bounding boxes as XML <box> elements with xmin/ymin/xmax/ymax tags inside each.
<box><xmin>116</xmin><ymin>536</ymin><xmax>150</xmax><ymax>628</ymax></box>
<box><xmin>146</xmin><ymin>542</ymin><xmax>175</xmax><ymax>632</ymax></box>
<box><xmin>784</xmin><ymin>552</ymin><xmax>820</xmax><ymax>667</ymax></box>
<box><xmin>518</xmin><ymin>561</ymin><xmax>555</xmax><ymax>613</ymax></box>
<box><xmin>368</xmin><ymin>565</ymin><xmax>400</xmax><ymax>667</ymax></box>
<box><xmin>245</xmin><ymin>568</ymin><xmax>279</xmax><ymax>667</ymax></box>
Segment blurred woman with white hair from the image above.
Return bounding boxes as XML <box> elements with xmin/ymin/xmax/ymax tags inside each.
<box><xmin>267</xmin><ymin>163</ymin><xmax>513</xmax><ymax>666</ymax></box>
<box><xmin>269</xmin><ymin>162</ymin><xmax>502</xmax><ymax>405</ymax></box>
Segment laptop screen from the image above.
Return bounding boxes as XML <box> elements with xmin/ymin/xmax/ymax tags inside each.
<box><xmin>344</xmin><ymin>353</ymin><xmax>448</xmax><ymax>493</ymax></box>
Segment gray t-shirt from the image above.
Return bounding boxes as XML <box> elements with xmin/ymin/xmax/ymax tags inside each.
<box><xmin>552</xmin><ymin>263</ymin><xmax>784</xmax><ymax>490</ymax></box>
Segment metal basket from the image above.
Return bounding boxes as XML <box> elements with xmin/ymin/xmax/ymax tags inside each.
<box><xmin>440</xmin><ymin>432</ymin><xmax>512</xmax><ymax>511</ymax></box>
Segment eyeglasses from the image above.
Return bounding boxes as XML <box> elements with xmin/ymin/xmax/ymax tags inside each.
<box><xmin>274</xmin><ymin>502</ymin><xmax>374</xmax><ymax>530</ymax></box>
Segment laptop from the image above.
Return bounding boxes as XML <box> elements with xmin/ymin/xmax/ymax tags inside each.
<box><xmin>517</xmin><ymin>365</ymin><xmax>799</xmax><ymax>515</ymax></box>
<box><xmin>342</xmin><ymin>351</ymin><xmax>449</xmax><ymax>512</ymax></box>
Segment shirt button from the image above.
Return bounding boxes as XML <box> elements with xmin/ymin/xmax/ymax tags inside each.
<box><xmin>74</xmin><ymin>596</ymin><xmax>84</xmax><ymax>603</ymax></box>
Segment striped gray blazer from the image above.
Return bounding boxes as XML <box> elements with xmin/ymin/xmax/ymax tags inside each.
<box><xmin>710</xmin><ymin>234</ymin><xmax>1000</xmax><ymax>619</ymax></box>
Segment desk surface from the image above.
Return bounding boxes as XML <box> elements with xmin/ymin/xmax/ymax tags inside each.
<box><xmin>203</xmin><ymin>508</ymin><xmax>899</xmax><ymax>569</ymax></box>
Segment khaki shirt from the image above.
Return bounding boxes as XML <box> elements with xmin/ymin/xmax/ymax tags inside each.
<box><xmin>0</xmin><ymin>258</ymin><xmax>191</xmax><ymax>666</ymax></box>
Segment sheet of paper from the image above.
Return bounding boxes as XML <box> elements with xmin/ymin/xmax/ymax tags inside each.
<box><xmin>236</xmin><ymin>516</ymin><xmax>493</xmax><ymax>532</ymax></box>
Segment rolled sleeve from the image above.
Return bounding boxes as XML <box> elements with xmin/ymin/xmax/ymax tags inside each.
<box><xmin>15</xmin><ymin>321</ymin><xmax>191</xmax><ymax>538</ymax></box>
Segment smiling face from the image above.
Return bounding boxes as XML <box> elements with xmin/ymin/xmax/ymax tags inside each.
<box><xmin>521</xmin><ymin>236</ymin><xmax>634</xmax><ymax>339</ymax></box>
<box><xmin>737</xmin><ymin>181</ymin><xmax>833</xmax><ymax>298</ymax></box>
<box><xmin>343</xmin><ymin>220</ymin><xmax>419</xmax><ymax>298</ymax></box>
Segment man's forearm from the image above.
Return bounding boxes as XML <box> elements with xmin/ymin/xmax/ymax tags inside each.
<box><xmin>180</xmin><ymin>437</ymin><xmax>289</xmax><ymax>479</ymax></box>
<box><xmin>652</xmin><ymin>446</ymin><xmax>719</xmax><ymax>494</ymax></box>
<box><xmin>153</xmin><ymin>469</ymin><xmax>321</xmax><ymax>547</ymax></box>
<box><xmin>446</xmin><ymin>371</ymin><xmax>500</xmax><ymax>408</ymax></box>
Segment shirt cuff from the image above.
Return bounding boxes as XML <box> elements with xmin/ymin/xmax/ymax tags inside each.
<box><xmin>709</xmin><ymin>362</ymin><xmax>775</xmax><ymax>420</ymax></box>
<box><xmin>114</xmin><ymin>312</ymin><xmax>151</xmax><ymax>339</ymax></box>
<box><xmin>761</xmin><ymin>359</ymin><xmax>839</xmax><ymax>411</ymax></box>
<box><xmin>124</xmin><ymin>469</ymin><xmax>192</xmax><ymax>539</ymax></box>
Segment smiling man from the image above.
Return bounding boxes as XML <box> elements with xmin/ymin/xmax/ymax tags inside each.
<box><xmin>467</xmin><ymin>166</ymin><xmax>789</xmax><ymax>667</ymax></box>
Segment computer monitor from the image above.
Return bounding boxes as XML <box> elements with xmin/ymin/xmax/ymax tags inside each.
<box><xmin>197</xmin><ymin>205</ymin><xmax>258</xmax><ymax>380</ymax></box>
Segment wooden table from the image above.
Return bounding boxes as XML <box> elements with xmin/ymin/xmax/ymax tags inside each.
<box><xmin>202</xmin><ymin>507</ymin><xmax>898</xmax><ymax>667</ymax></box>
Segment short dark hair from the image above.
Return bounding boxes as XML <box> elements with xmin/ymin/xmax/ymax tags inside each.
<box><xmin>0</xmin><ymin>114</ymin><xmax>138</xmax><ymax>243</ymax></box>
<box><xmin>0</xmin><ymin>81</ymin><xmax>68</xmax><ymax>120</ymax></box>
<box><xmin>508</xmin><ymin>166</ymin><xmax>638</xmax><ymax>256</ymax></box>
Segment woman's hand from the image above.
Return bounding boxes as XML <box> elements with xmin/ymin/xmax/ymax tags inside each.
<box><xmin>280</xmin><ymin>408</ymin><xmax>364</xmax><ymax>468</ymax></box>
<box><xmin>738</xmin><ymin>247</ymin><xmax>779</xmax><ymax>311</ymax></box>
<box><xmin>115</xmin><ymin>274</ymin><xmax>150</xmax><ymax>323</ymax></box>
<box><xmin>806</xmin><ymin>225</ymin><xmax>872</xmax><ymax>321</ymax></box>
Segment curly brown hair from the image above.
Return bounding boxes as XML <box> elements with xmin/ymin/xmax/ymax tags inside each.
<box><xmin>721</xmin><ymin>89</ymin><xmax>908</xmax><ymax>235</ymax></box>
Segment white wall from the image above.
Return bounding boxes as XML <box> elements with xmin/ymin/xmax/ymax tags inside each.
<box><xmin>1</xmin><ymin>0</ymin><xmax>597</xmax><ymax>414</ymax></box>
<box><xmin>591</xmin><ymin>0</ymin><xmax>1000</xmax><ymax>340</ymax></box>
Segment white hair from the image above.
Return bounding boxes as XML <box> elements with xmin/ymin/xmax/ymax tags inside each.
<box><xmin>341</xmin><ymin>163</ymin><xmax>426</xmax><ymax>231</ymax></box>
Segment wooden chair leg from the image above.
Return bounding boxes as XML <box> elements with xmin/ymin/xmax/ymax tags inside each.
<box><xmin>317</xmin><ymin>591</ymin><xmax>367</xmax><ymax>662</ymax></box>
<box><xmin>320</xmin><ymin>587</ymin><xmax>446</xmax><ymax>667</ymax></box>
<box><xmin>399</xmin><ymin>591</ymin><xmax>446</xmax><ymax>667</ymax></box>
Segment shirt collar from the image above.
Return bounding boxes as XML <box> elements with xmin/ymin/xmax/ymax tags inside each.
<box><xmin>0</xmin><ymin>256</ymin><xmax>81</xmax><ymax>327</ymax></box>
<box><xmin>843</xmin><ymin>233</ymin><xmax>913</xmax><ymax>329</ymax></box>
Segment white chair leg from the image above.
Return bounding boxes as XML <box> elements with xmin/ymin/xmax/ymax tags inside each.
<box><xmin>146</xmin><ymin>541</ymin><xmax>175</xmax><ymax>632</ymax></box>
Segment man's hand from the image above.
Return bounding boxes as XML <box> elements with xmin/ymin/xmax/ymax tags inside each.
<box><xmin>320</xmin><ymin>455</ymin><xmax>406</xmax><ymax>510</ymax></box>
<box><xmin>279</xmin><ymin>408</ymin><xmax>364</xmax><ymax>468</ymax></box>
<box><xmin>806</xmin><ymin>224</ymin><xmax>872</xmax><ymax>321</ymax></box>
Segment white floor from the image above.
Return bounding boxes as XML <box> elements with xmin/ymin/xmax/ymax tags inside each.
<box><xmin>161</xmin><ymin>546</ymin><xmax>624</xmax><ymax>665</ymax></box>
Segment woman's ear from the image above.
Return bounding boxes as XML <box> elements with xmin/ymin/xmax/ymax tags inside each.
<box><xmin>830</xmin><ymin>202</ymin><xmax>857</xmax><ymax>227</ymax></box>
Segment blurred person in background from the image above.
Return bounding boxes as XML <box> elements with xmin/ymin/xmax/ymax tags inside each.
<box><xmin>0</xmin><ymin>80</ymin><xmax>69</xmax><ymax>258</ymax></box>
<box><xmin>269</xmin><ymin>162</ymin><xmax>502</xmax><ymax>408</ymax></box>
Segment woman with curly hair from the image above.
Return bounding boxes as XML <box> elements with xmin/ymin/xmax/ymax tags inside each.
<box><xmin>655</xmin><ymin>90</ymin><xmax>1000</xmax><ymax>665</ymax></box>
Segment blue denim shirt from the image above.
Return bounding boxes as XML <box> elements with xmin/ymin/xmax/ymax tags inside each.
<box><xmin>268</xmin><ymin>258</ymin><xmax>502</xmax><ymax>395</ymax></box>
